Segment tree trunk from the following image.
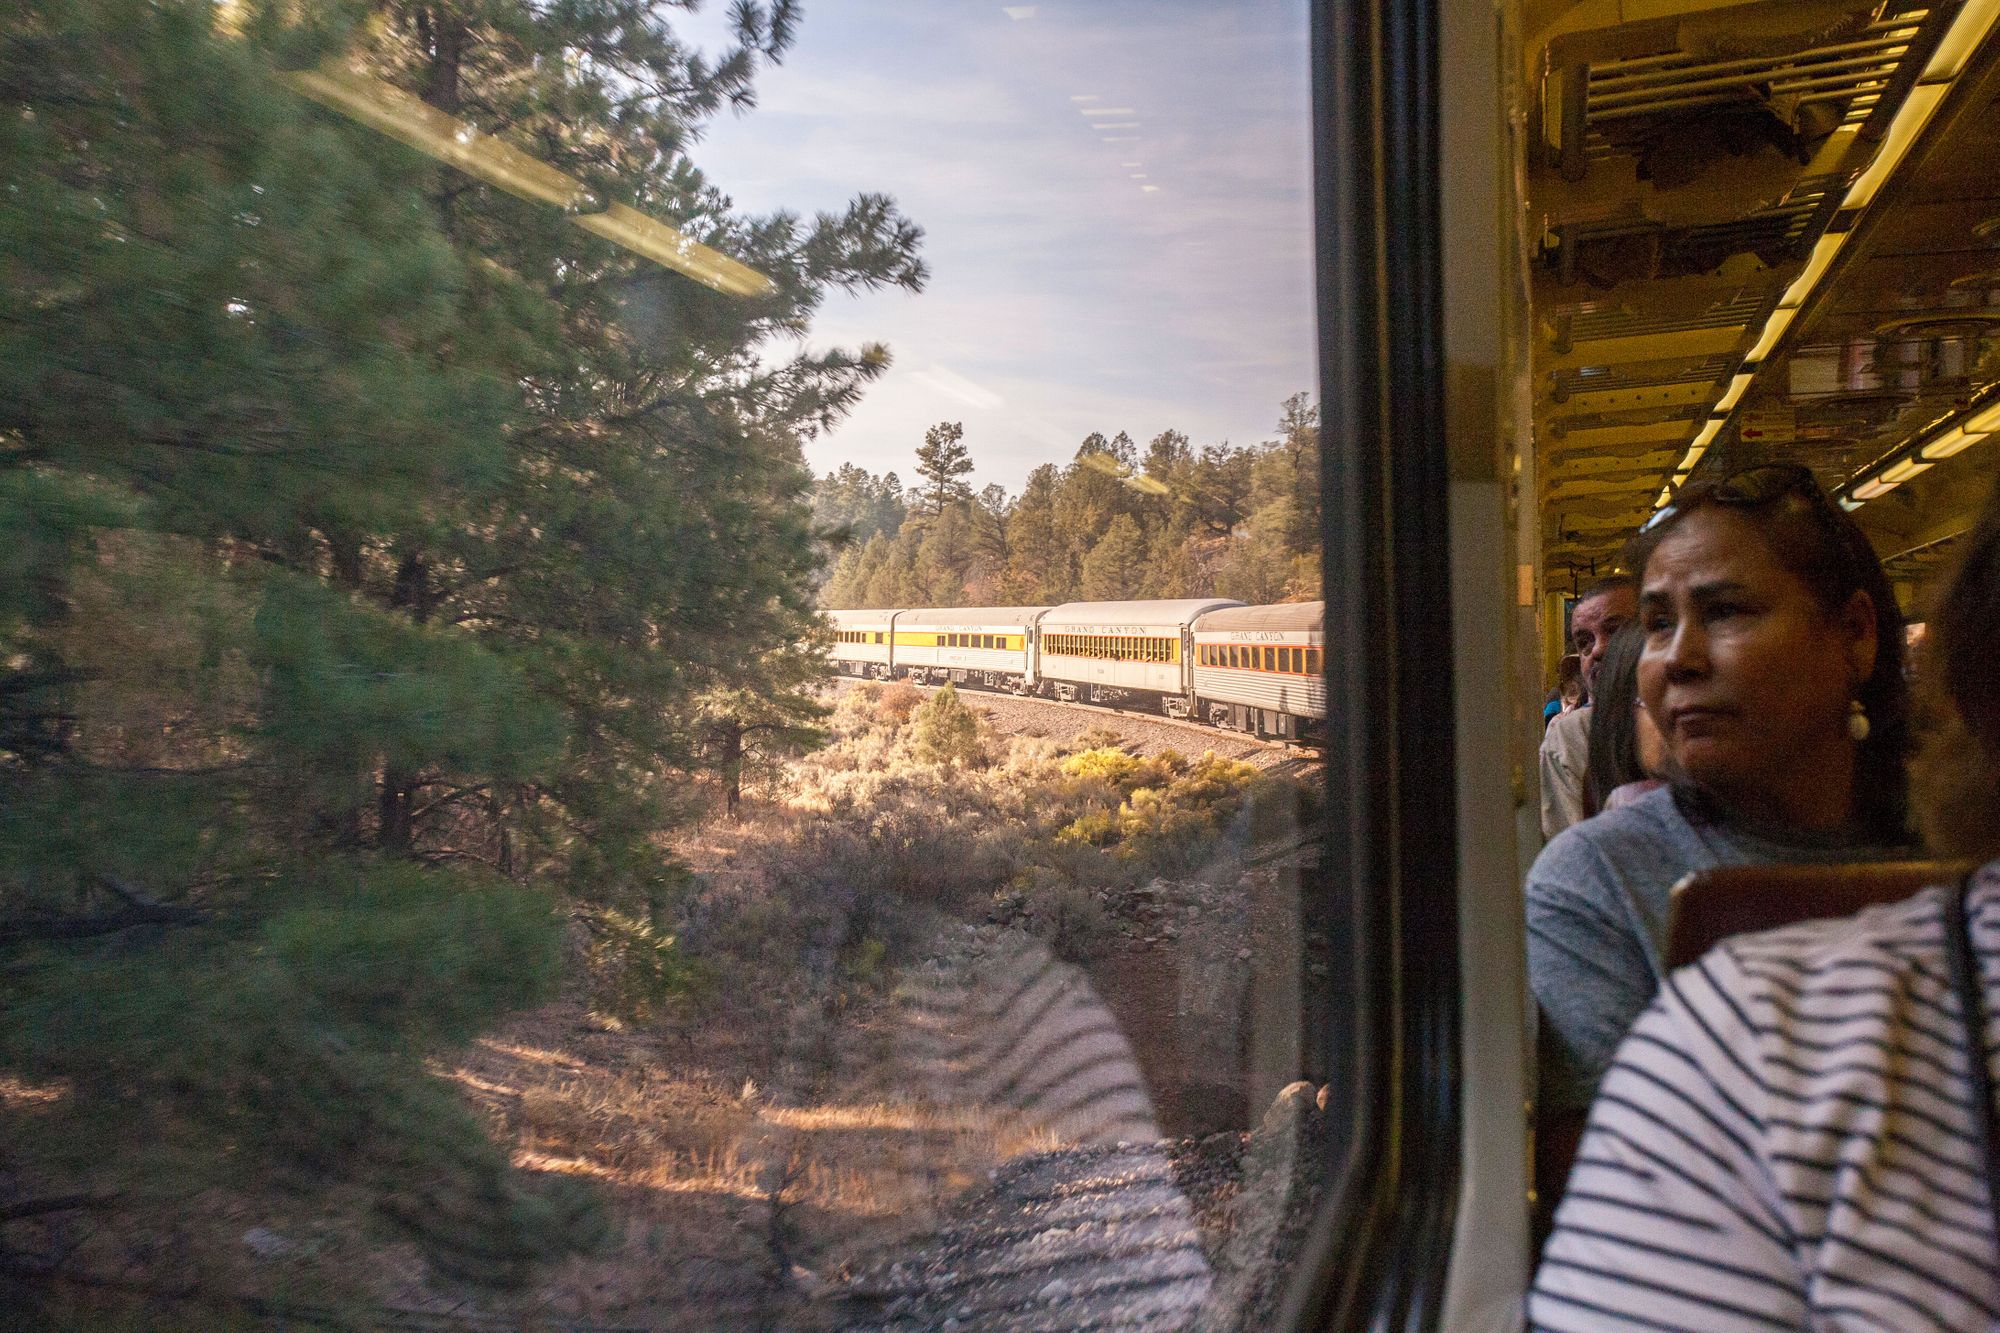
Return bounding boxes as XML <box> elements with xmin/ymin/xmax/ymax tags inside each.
<box><xmin>379</xmin><ymin>767</ymin><xmax>417</xmax><ymax>854</ymax></box>
<box><xmin>379</xmin><ymin>550</ymin><xmax>431</xmax><ymax>854</ymax></box>
<box><xmin>719</xmin><ymin>721</ymin><xmax>745</xmax><ymax>821</ymax></box>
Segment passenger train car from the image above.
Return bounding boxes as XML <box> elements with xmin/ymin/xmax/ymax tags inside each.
<box><xmin>822</xmin><ymin>598</ymin><xmax>1331</xmax><ymax>741</ymax></box>
<box><xmin>1190</xmin><ymin>602</ymin><xmax>1328</xmax><ymax>739</ymax></box>
<box><xmin>1033</xmin><ymin>598</ymin><xmax>1241</xmax><ymax>712</ymax></box>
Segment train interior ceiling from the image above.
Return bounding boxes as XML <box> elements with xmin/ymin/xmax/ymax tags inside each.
<box><xmin>1517</xmin><ymin>0</ymin><xmax>2000</xmax><ymax>621</ymax></box>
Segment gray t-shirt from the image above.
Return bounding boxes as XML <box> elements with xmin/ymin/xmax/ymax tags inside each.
<box><xmin>1526</xmin><ymin>783</ymin><xmax>1878</xmax><ymax>1112</ymax></box>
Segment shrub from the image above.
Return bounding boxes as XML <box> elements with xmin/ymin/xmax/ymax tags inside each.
<box><xmin>875</xmin><ymin>681</ymin><xmax>924</xmax><ymax>725</ymax></box>
<box><xmin>1025</xmin><ymin>879</ymin><xmax>1110</xmax><ymax>963</ymax></box>
<box><xmin>907</xmin><ymin>682</ymin><xmax>985</xmax><ymax>766</ymax></box>
<box><xmin>1054</xmin><ymin>750</ymin><xmax>1265</xmax><ymax>873</ymax></box>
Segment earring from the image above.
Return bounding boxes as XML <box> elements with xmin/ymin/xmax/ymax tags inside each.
<box><xmin>1848</xmin><ymin>699</ymin><xmax>1871</xmax><ymax>742</ymax></box>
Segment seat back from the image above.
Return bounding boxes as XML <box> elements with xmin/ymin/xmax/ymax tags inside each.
<box><xmin>1664</xmin><ymin>860</ymin><xmax>1975</xmax><ymax>970</ymax></box>
<box><xmin>1537</xmin><ymin>857</ymin><xmax>1971</xmax><ymax>1252</ymax></box>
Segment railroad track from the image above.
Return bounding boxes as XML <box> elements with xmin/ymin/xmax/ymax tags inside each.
<box><xmin>844</xmin><ymin>678</ymin><xmax>1319</xmax><ymax>762</ymax></box>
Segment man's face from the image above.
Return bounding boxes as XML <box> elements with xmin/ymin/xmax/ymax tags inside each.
<box><xmin>1572</xmin><ymin>584</ymin><xmax>1637</xmax><ymax>696</ymax></box>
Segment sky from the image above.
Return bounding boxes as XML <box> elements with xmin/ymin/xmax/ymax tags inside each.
<box><xmin>678</xmin><ymin>0</ymin><xmax>1314</xmax><ymax>495</ymax></box>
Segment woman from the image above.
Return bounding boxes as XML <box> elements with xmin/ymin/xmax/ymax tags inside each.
<box><xmin>1527</xmin><ymin>463</ymin><xmax>1910</xmax><ymax>1114</ymax></box>
<box><xmin>1530</xmin><ymin>478</ymin><xmax>2000</xmax><ymax>1331</ymax></box>
<box><xmin>1583</xmin><ymin>624</ymin><xmax>1663</xmax><ymax>814</ymax></box>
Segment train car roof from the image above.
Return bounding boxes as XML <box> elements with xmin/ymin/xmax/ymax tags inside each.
<box><xmin>891</xmin><ymin>606</ymin><xmax>1052</xmax><ymax>625</ymax></box>
<box><xmin>823</xmin><ymin>607</ymin><xmax>902</xmax><ymax>621</ymax></box>
<box><xmin>1194</xmin><ymin>601</ymin><xmax>1324</xmax><ymax>632</ymax></box>
<box><xmin>1039</xmin><ymin>598</ymin><xmax>1244</xmax><ymax>626</ymax></box>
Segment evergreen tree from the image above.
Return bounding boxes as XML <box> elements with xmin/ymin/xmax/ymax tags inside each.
<box><xmin>908</xmin><ymin>682</ymin><xmax>983</xmax><ymax>766</ymax></box>
<box><xmin>915</xmin><ymin>503</ymin><xmax>976</xmax><ymax>603</ymax></box>
<box><xmin>913</xmin><ymin>420</ymin><xmax>974</xmax><ymax>516</ymax></box>
<box><xmin>1080</xmin><ymin>515</ymin><xmax>1147</xmax><ymax>600</ymax></box>
<box><xmin>0</xmin><ymin>0</ymin><xmax>925</xmax><ymax>1294</ymax></box>
<box><xmin>813</xmin><ymin>462</ymin><xmax>909</xmax><ymax>549</ymax></box>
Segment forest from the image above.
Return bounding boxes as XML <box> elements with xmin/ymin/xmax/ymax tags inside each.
<box><xmin>0</xmin><ymin>0</ymin><xmax>922</xmax><ymax>1313</ymax></box>
<box><xmin>813</xmin><ymin>395</ymin><xmax>1323</xmax><ymax>609</ymax></box>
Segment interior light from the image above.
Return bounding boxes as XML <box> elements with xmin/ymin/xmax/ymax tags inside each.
<box><xmin>1923</xmin><ymin>0</ymin><xmax>2000</xmax><ymax>80</ymax></box>
<box><xmin>1921</xmin><ymin>428</ymin><xmax>1990</xmax><ymax>460</ymax></box>
<box><xmin>1744</xmin><ymin>307</ymin><xmax>1796</xmax><ymax>363</ymax></box>
<box><xmin>1842</xmin><ymin>83</ymin><xmax>1947</xmax><ymax>211</ymax></box>
<box><xmin>1839</xmin><ymin>497</ymin><xmax>1864</xmax><ymax>512</ymax></box>
<box><xmin>1967</xmin><ymin>401</ymin><xmax>2000</xmax><ymax>434</ymax></box>
<box><xmin>1715</xmin><ymin>373</ymin><xmax>1755</xmax><ymax>412</ymax></box>
<box><xmin>1779</xmin><ymin>234</ymin><xmax>1845</xmax><ymax>309</ymax></box>
<box><xmin>1881</xmin><ymin>456</ymin><xmax>1932</xmax><ymax>484</ymax></box>
<box><xmin>1853</xmin><ymin>477</ymin><xmax>1898</xmax><ymax>500</ymax></box>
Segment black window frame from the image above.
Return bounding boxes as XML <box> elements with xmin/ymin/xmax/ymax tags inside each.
<box><xmin>1280</xmin><ymin>0</ymin><xmax>1462</xmax><ymax>1326</ymax></box>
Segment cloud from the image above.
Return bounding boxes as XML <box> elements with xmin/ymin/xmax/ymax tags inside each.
<box><xmin>678</xmin><ymin>0</ymin><xmax>1313</xmax><ymax>490</ymax></box>
<box><xmin>909</xmin><ymin>365</ymin><xmax>1006</xmax><ymax>411</ymax></box>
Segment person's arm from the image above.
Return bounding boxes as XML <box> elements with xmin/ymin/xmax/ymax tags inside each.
<box><xmin>1530</xmin><ymin>956</ymin><xmax>1802</xmax><ymax>1331</ymax></box>
<box><xmin>1538</xmin><ymin>709</ymin><xmax>1587</xmax><ymax>839</ymax></box>
<box><xmin>1524</xmin><ymin>841</ymin><xmax>1661</xmax><ymax>1114</ymax></box>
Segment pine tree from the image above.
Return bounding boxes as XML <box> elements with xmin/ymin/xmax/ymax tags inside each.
<box><xmin>908</xmin><ymin>682</ymin><xmax>983</xmax><ymax>766</ymax></box>
<box><xmin>913</xmin><ymin>421</ymin><xmax>974</xmax><ymax>517</ymax></box>
<box><xmin>1080</xmin><ymin>515</ymin><xmax>1147</xmax><ymax>600</ymax></box>
<box><xmin>0</xmin><ymin>0</ymin><xmax>926</xmax><ymax>1293</ymax></box>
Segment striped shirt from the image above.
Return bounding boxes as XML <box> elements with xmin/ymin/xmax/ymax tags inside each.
<box><xmin>1531</xmin><ymin>861</ymin><xmax>2000</xmax><ymax>1331</ymax></box>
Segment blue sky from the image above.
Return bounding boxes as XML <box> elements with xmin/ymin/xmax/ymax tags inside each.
<box><xmin>680</xmin><ymin>0</ymin><xmax>1314</xmax><ymax>494</ymax></box>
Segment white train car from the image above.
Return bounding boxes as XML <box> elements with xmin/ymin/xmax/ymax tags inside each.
<box><xmin>1191</xmin><ymin>600</ymin><xmax>1326</xmax><ymax>739</ymax></box>
<box><xmin>890</xmin><ymin>607</ymin><xmax>1047</xmax><ymax>692</ymax></box>
<box><xmin>826</xmin><ymin>608</ymin><xmax>901</xmax><ymax>679</ymax></box>
<box><xmin>1036</xmin><ymin>599</ymin><xmax>1242</xmax><ymax>713</ymax></box>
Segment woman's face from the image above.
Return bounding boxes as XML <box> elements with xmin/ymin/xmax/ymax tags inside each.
<box><xmin>1637</xmin><ymin>507</ymin><xmax>1878</xmax><ymax>823</ymax></box>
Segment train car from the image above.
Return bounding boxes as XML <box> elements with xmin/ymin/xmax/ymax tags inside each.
<box><xmin>1190</xmin><ymin>601</ymin><xmax>1326</xmax><ymax>740</ymax></box>
<box><xmin>888</xmin><ymin>606</ymin><xmax>1047</xmax><ymax>692</ymax></box>
<box><xmin>1034</xmin><ymin>599</ymin><xmax>1242</xmax><ymax>713</ymax></box>
<box><xmin>825</xmin><ymin>608</ymin><xmax>901</xmax><ymax>680</ymax></box>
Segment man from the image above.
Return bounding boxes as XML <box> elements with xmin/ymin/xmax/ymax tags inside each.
<box><xmin>1537</xmin><ymin>575</ymin><xmax>1636</xmax><ymax>838</ymax></box>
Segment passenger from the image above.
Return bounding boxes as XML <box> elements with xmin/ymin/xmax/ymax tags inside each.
<box><xmin>1527</xmin><ymin>464</ymin><xmax>1910</xmax><ymax>1115</ymax></box>
<box><xmin>1529</xmin><ymin>477</ymin><xmax>2000</xmax><ymax>1331</ymax></box>
<box><xmin>1583</xmin><ymin>625</ymin><xmax>1663</xmax><ymax>814</ymax></box>
<box><xmin>1539</xmin><ymin>577</ymin><xmax>1638</xmax><ymax>837</ymax></box>
<box><xmin>1542</xmin><ymin>654</ymin><xmax>1583</xmax><ymax>731</ymax></box>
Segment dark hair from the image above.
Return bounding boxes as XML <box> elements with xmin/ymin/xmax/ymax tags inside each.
<box><xmin>1577</xmin><ymin>573</ymin><xmax>1638</xmax><ymax>606</ymax></box>
<box><xmin>1586</xmin><ymin>624</ymin><xmax>1648</xmax><ymax>813</ymax></box>
<box><xmin>1623</xmin><ymin>466</ymin><xmax>1910</xmax><ymax>842</ymax></box>
<box><xmin>1912</xmin><ymin>479</ymin><xmax>2000</xmax><ymax>859</ymax></box>
<box><xmin>1932</xmin><ymin>480</ymin><xmax>2000</xmax><ymax>766</ymax></box>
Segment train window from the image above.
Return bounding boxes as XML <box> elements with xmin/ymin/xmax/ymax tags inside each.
<box><xmin>0</xmin><ymin>0</ymin><xmax>1410</xmax><ymax>1326</ymax></box>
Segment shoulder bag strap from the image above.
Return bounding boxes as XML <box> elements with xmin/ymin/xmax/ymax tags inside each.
<box><xmin>1944</xmin><ymin>870</ymin><xmax>2000</xmax><ymax>1264</ymax></box>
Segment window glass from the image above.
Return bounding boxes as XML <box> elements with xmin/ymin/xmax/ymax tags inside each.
<box><xmin>4</xmin><ymin>0</ymin><xmax>1326</xmax><ymax>1325</ymax></box>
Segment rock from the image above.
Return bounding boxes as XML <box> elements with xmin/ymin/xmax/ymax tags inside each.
<box><xmin>1237</xmin><ymin>948</ymin><xmax>1253</xmax><ymax>961</ymax></box>
<box><xmin>241</xmin><ymin>1227</ymin><xmax>295</xmax><ymax>1260</ymax></box>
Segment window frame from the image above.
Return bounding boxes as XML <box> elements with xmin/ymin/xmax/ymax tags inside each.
<box><xmin>1280</xmin><ymin>0</ymin><xmax>1465</xmax><ymax>1325</ymax></box>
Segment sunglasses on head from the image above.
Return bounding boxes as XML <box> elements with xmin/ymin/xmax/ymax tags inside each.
<box><xmin>1639</xmin><ymin>463</ymin><xmax>1825</xmax><ymax>534</ymax></box>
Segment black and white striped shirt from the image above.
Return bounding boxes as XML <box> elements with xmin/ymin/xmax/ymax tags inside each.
<box><xmin>1531</xmin><ymin>862</ymin><xmax>2000</xmax><ymax>1331</ymax></box>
